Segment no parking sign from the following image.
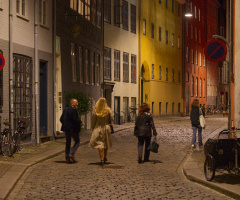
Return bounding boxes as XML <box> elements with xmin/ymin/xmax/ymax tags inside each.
<box><xmin>0</xmin><ymin>54</ymin><xmax>5</xmax><ymax>71</ymax></box>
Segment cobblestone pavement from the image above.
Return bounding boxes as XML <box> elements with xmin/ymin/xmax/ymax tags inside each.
<box><xmin>8</xmin><ymin>116</ymin><xmax>233</xmax><ymax>199</ymax></box>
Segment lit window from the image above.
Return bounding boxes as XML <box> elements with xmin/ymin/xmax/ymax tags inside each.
<box><xmin>71</xmin><ymin>43</ymin><xmax>77</xmax><ymax>82</ymax></box>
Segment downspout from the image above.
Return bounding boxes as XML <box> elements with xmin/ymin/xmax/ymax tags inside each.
<box><xmin>52</xmin><ymin>0</ymin><xmax>56</xmax><ymax>139</ymax></box>
<box><xmin>102</xmin><ymin>0</ymin><xmax>105</xmax><ymax>98</ymax></box>
<box><xmin>35</xmin><ymin>0</ymin><xmax>40</xmax><ymax>146</ymax></box>
<box><xmin>9</xmin><ymin>0</ymin><xmax>14</xmax><ymax>134</ymax></box>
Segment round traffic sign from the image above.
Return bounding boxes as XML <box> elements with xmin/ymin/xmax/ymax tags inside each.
<box><xmin>204</xmin><ymin>39</ymin><xmax>227</xmax><ymax>62</ymax></box>
<box><xmin>0</xmin><ymin>54</ymin><xmax>5</xmax><ymax>71</ymax></box>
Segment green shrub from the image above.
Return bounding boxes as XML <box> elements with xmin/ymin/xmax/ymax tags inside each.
<box><xmin>65</xmin><ymin>90</ymin><xmax>91</xmax><ymax>116</ymax></box>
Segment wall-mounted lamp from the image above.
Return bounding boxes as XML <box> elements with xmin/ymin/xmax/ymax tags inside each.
<box><xmin>185</xmin><ymin>0</ymin><xmax>193</xmax><ymax>17</ymax></box>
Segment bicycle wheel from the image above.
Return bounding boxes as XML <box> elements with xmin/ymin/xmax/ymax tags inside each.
<box><xmin>1</xmin><ymin>135</ymin><xmax>10</xmax><ymax>156</ymax></box>
<box><xmin>204</xmin><ymin>154</ymin><xmax>216</xmax><ymax>181</ymax></box>
<box><xmin>9</xmin><ymin>133</ymin><xmax>20</xmax><ymax>156</ymax></box>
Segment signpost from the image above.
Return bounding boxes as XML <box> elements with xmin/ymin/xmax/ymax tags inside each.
<box><xmin>204</xmin><ymin>39</ymin><xmax>227</xmax><ymax>62</ymax></box>
<box><xmin>0</xmin><ymin>54</ymin><xmax>5</xmax><ymax>71</ymax></box>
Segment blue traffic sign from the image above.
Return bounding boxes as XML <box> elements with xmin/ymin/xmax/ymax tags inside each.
<box><xmin>204</xmin><ymin>39</ymin><xmax>227</xmax><ymax>62</ymax></box>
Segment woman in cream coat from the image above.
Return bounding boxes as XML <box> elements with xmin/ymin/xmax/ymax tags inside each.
<box><xmin>89</xmin><ymin>97</ymin><xmax>114</xmax><ymax>165</ymax></box>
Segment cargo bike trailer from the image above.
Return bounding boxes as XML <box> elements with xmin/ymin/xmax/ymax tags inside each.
<box><xmin>204</xmin><ymin>129</ymin><xmax>240</xmax><ymax>181</ymax></box>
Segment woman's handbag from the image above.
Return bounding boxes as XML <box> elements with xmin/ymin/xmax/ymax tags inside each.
<box><xmin>199</xmin><ymin>108</ymin><xmax>206</xmax><ymax>128</ymax></box>
<box><xmin>147</xmin><ymin>136</ymin><xmax>159</xmax><ymax>153</ymax></box>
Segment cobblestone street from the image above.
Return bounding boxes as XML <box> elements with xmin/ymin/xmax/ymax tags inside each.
<box><xmin>7</xmin><ymin>116</ymin><xmax>233</xmax><ymax>199</ymax></box>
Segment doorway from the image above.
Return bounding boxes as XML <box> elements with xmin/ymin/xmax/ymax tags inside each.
<box><xmin>40</xmin><ymin>61</ymin><xmax>48</xmax><ymax>136</ymax></box>
<box><xmin>114</xmin><ymin>97</ymin><xmax>120</xmax><ymax>124</ymax></box>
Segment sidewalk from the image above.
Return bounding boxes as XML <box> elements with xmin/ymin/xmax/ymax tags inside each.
<box><xmin>183</xmin><ymin>125</ymin><xmax>240</xmax><ymax>199</ymax></box>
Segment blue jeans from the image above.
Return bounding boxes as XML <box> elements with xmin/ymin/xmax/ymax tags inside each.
<box><xmin>192</xmin><ymin>126</ymin><xmax>202</xmax><ymax>146</ymax></box>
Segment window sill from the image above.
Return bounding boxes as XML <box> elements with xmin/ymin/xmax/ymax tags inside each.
<box><xmin>39</xmin><ymin>24</ymin><xmax>49</xmax><ymax>30</ymax></box>
<box><xmin>17</xmin><ymin>14</ymin><xmax>30</xmax><ymax>22</ymax></box>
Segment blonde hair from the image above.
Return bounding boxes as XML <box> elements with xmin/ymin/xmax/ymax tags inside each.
<box><xmin>94</xmin><ymin>97</ymin><xmax>110</xmax><ymax>117</ymax></box>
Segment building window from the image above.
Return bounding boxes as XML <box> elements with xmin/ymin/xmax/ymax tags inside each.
<box><xmin>186</xmin><ymin>72</ymin><xmax>189</xmax><ymax>82</ymax></box>
<box><xmin>178</xmin><ymin>4</ymin><xmax>180</xmax><ymax>16</ymax></box>
<box><xmin>143</xmin><ymin>19</ymin><xmax>146</xmax><ymax>35</ymax></box>
<box><xmin>90</xmin><ymin>0</ymin><xmax>96</xmax><ymax>25</ymax></box>
<box><xmin>131</xmin><ymin>54</ymin><xmax>137</xmax><ymax>83</ymax></box>
<box><xmin>198</xmin><ymin>9</ymin><xmax>200</xmax><ymax>21</ymax></box>
<box><xmin>79</xmin><ymin>46</ymin><xmax>84</xmax><ymax>83</ymax></box>
<box><xmin>159</xmin><ymin>0</ymin><xmax>161</xmax><ymax>4</ymax></box>
<box><xmin>186</xmin><ymin>47</ymin><xmax>189</xmax><ymax>62</ymax></box>
<box><xmin>186</xmin><ymin>22</ymin><xmax>188</xmax><ymax>37</ymax></box>
<box><xmin>172</xmin><ymin>69</ymin><xmax>174</xmax><ymax>82</ymax></box>
<box><xmin>191</xmin><ymin>76</ymin><xmax>194</xmax><ymax>96</ymax></box>
<box><xmin>122</xmin><ymin>0</ymin><xmax>128</xmax><ymax>30</ymax></box>
<box><xmin>17</xmin><ymin>0</ymin><xmax>26</xmax><ymax>16</ymax></box>
<box><xmin>172</xmin><ymin>102</ymin><xmax>174</xmax><ymax>114</ymax></box>
<box><xmin>191</xmin><ymin>25</ymin><xmax>193</xmax><ymax>39</ymax></box>
<box><xmin>151</xmin><ymin>23</ymin><xmax>154</xmax><ymax>38</ymax></box>
<box><xmin>178</xmin><ymin>71</ymin><xmax>180</xmax><ymax>83</ymax></box>
<box><xmin>114</xmin><ymin>0</ymin><xmax>121</xmax><ymax>27</ymax></box>
<box><xmin>178</xmin><ymin>36</ymin><xmax>180</xmax><ymax>49</ymax></box>
<box><xmin>152</xmin><ymin>64</ymin><xmax>154</xmax><ymax>79</ymax></box>
<box><xmin>0</xmin><ymin>50</ymin><xmax>2</xmax><ymax>109</ymax></box>
<box><xmin>114</xmin><ymin>50</ymin><xmax>120</xmax><ymax>81</ymax></box>
<box><xmin>85</xmin><ymin>49</ymin><xmax>90</xmax><ymax>83</ymax></box>
<box><xmin>96</xmin><ymin>53</ymin><xmax>100</xmax><ymax>85</ymax></box>
<box><xmin>39</xmin><ymin>0</ymin><xmax>47</xmax><ymax>26</ymax></box>
<box><xmin>166</xmin><ymin>30</ymin><xmax>168</xmax><ymax>44</ymax></box>
<box><xmin>90</xmin><ymin>52</ymin><xmax>95</xmax><ymax>85</ymax></box>
<box><xmin>196</xmin><ymin>77</ymin><xmax>198</xmax><ymax>97</ymax></box>
<box><xmin>104</xmin><ymin>0</ymin><xmax>111</xmax><ymax>23</ymax></box>
<box><xmin>71</xmin><ymin>43</ymin><xmax>77</xmax><ymax>82</ymax></box>
<box><xmin>104</xmin><ymin>47</ymin><xmax>111</xmax><ymax>80</ymax></box>
<box><xmin>159</xmin><ymin>66</ymin><xmax>162</xmax><ymax>80</ymax></box>
<box><xmin>199</xmin><ymin>53</ymin><xmax>202</xmax><ymax>66</ymax></box>
<box><xmin>159</xmin><ymin>102</ymin><xmax>162</xmax><ymax>115</ymax></box>
<box><xmin>159</xmin><ymin>27</ymin><xmax>162</xmax><ymax>41</ymax></box>
<box><xmin>178</xmin><ymin>103</ymin><xmax>180</xmax><ymax>113</ymax></box>
<box><xmin>96</xmin><ymin>0</ymin><xmax>102</xmax><ymax>28</ymax></box>
<box><xmin>166</xmin><ymin>0</ymin><xmax>168</xmax><ymax>9</ymax></box>
<box><xmin>78</xmin><ymin>0</ymin><xmax>84</xmax><ymax>15</ymax></box>
<box><xmin>195</xmin><ymin>27</ymin><xmax>197</xmax><ymax>41</ymax></box>
<box><xmin>70</xmin><ymin>0</ymin><xmax>77</xmax><ymax>10</ymax></box>
<box><xmin>166</xmin><ymin>102</ymin><xmax>168</xmax><ymax>114</ymax></box>
<box><xmin>172</xmin><ymin>0</ymin><xmax>174</xmax><ymax>13</ymax></box>
<box><xmin>200</xmin><ymin>78</ymin><xmax>202</xmax><ymax>97</ymax></box>
<box><xmin>191</xmin><ymin>49</ymin><xmax>194</xmax><ymax>64</ymax></box>
<box><xmin>195</xmin><ymin>51</ymin><xmax>198</xmax><ymax>65</ymax></box>
<box><xmin>194</xmin><ymin>5</ymin><xmax>197</xmax><ymax>19</ymax></box>
<box><xmin>85</xmin><ymin>0</ymin><xmax>90</xmax><ymax>20</ymax></box>
<box><xmin>203</xmin><ymin>54</ymin><xmax>206</xmax><ymax>66</ymax></box>
<box><xmin>131</xmin><ymin>4</ymin><xmax>136</xmax><ymax>33</ymax></box>
<box><xmin>172</xmin><ymin>33</ymin><xmax>174</xmax><ymax>46</ymax></box>
<box><xmin>166</xmin><ymin>68</ymin><xmax>168</xmax><ymax>81</ymax></box>
<box><xmin>199</xmin><ymin>30</ymin><xmax>201</xmax><ymax>43</ymax></box>
<box><xmin>203</xmin><ymin>79</ymin><xmax>205</xmax><ymax>97</ymax></box>
<box><xmin>123</xmin><ymin>52</ymin><xmax>129</xmax><ymax>82</ymax></box>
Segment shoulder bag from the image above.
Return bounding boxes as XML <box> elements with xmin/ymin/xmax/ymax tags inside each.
<box><xmin>147</xmin><ymin>136</ymin><xmax>159</xmax><ymax>153</ymax></box>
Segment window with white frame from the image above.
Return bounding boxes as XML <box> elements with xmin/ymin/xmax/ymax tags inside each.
<box><xmin>143</xmin><ymin>19</ymin><xmax>146</xmax><ymax>35</ymax></box>
<box><xmin>114</xmin><ymin>50</ymin><xmax>120</xmax><ymax>81</ymax></box>
<box><xmin>131</xmin><ymin>54</ymin><xmax>137</xmax><ymax>83</ymax></box>
<box><xmin>152</xmin><ymin>64</ymin><xmax>154</xmax><ymax>79</ymax></box>
<box><xmin>196</xmin><ymin>77</ymin><xmax>198</xmax><ymax>97</ymax></box>
<box><xmin>39</xmin><ymin>0</ymin><xmax>47</xmax><ymax>26</ymax></box>
<box><xmin>123</xmin><ymin>52</ymin><xmax>129</xmax><ymax>82</ymax></box>
<box><xmin>159</xmin><ymin>66</ymin><xmax>162</xmax><ymax>80</ymax></box>
<box><xmin>199</xmin><ymin>53</ymin><xmax>202</xmax><ymax>66</ymax></box>
<box><xmin>200</xmin><ymin>78</ymin><xmax>202</xmax><ymax>97</ymax></box>
<box><xmin>172</xmin><ymin>33</ymin><xmax>174</xmax><ymax>46</ymax></box>
<box><xmin>79</xmin><ymin>46</ymin><xmax>84</xmax><ymax>83</ymax></box>
<box><xmin>71</xmin><ymin>43</ymin><xmax>77</xmax><ymax>82</ymax></box>
<box><xmin>17</xmin><ymin>0</ymin><xmax>26</xmax><ymax>16</ymax></box>
<box><xmin>104</xmin><ymin>47</ymin><xmax>111</xmax><ymax>80</ymax></box>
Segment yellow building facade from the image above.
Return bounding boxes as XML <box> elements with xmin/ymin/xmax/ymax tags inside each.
<box><xmin>140</xmin><ymin>0</ymin><xmax>183</xmax><ymax>116</ymax></box>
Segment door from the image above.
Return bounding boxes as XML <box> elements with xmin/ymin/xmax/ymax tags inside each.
<box><xmin>114</xmin><ymin>97</ymin><xmax>120</xmax><ymax>124</ymax></box>
<box><xmin>40</xmin><ymin>61</ymin><xmax>48</xmax><ymax>136</ymax></box>
<box><xmin>123</xmin><ymin>97</ymin><xmax>128</xmax><ymax>123</ymax></box>
<box><xmin>186</xmin><ymin>86</ymin><xmax>189</xmax><ymax>115</ymax></box>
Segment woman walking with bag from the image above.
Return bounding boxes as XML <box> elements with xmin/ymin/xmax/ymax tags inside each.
<box><xmin>190</xmin><ymin>99</ymin><xmax>203</xmax><ymax>148</ymax></box>
<box><xmin>134</xmin><ymin>103</ymin><xmax>157</xmax><ymax>163</ymax></box>
<box><xmin>89</xmin><ymin>97</ymin><xmax>114</xmax><ymax>166</ymax></box>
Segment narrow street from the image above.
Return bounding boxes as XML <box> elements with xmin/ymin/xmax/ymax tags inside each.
<box><xmin>8</xmin><ymin>116</ymin><xmax>232</xmax><ymax>199</ymax></box>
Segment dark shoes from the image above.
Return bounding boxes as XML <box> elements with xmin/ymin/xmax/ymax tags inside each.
<box><xmin>69</xmin><ymin>154</ymin><xmax>77</xmax><ymax>163</ymax></box>
<box><xmin>66</xmin><ymin>160</ymin><xmax>72</xmax><ymax>164</ymax></box>
<box><xmin>144</xmin><ymin>159</ymin><xmax>150</xmax><ymax>162</ymax></box>
<box><xmin>138</xmin><ymin>159</ymin><xmax>143</xmax><ymax>164</ymax></box>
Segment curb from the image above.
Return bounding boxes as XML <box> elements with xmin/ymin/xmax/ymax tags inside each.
<box><xmin>183</xmin><ymin>125</ymin><xmax>240</xmax><ymax>200</ymax></box>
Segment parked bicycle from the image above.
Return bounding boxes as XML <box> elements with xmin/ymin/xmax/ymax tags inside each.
<box><xmin>0</xmin><ymin>118</ymin><xmax>28</xmax><ymax>157</ymax></box>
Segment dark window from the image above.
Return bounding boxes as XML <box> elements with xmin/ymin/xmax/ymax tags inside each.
<box><xmin>131</xmin><ymin>4</ymin><xmax>136</xmax><ymax>33</ymax></box>
<box><xmin>172</xmin><ymin>0</ymin><xmax>174</xmax><ymax>13</ymax></box>
<box><xmin>96</xmin><ymin>0</ymin><xmax>102</xmax><ymax>28</ymax></box>
<box><xmin>114</xmin><ymin>50</ymin><xmax>120</xmax><ymax>81</ymax></box>
<box><xmin>178</xmin><ymin>4</ymin><xmax>180</xmax><ymax>16</ymax></box>
<box><xmin>90</xmin><ymin>0</ymin><xmax>96</xmax><ymax>24</ymax></box>
<box><xmin>159</xmin><ymin>0</ymin><xmax>161</xmax><ymax>4</ymax></box>
<box><xmin>96</xmin><ymin>53</ymin><xmax>100</xmax><ymax>85</ymax></box>
<box><xmin>85</xmin><ymin>0</ymin><xmax>90</xmax><ymax>21</ymax></box>
<box><xmin>143</xmin><ymin>19</ymin><xmax>146</xmax><ymax>35</ymax></box>
<box><xmin>122</xmin><ymin>0</ymin><xmax>128</xmax><ymax>30</ymax></box>
<box><xmin>166</xmin><ymin>30</ymin><xmax>168</xmax><ymax>44</ymax></box>
<box><xmin>123</xmin><ymin>52</ymin><xmax>129</xmax><ymax>82</ymax></box>
<box><xmin>79</xmin><ymin>46</ymin><xmax>84</xmax><ymax>83</ymax></box>
<box><xmin>166</xmin><ymin>68</ymin><xmax>168</xmax><ymax>81</ymax></box>
<box><xmin>104</xmin><ymin>47</ymin><xmax>111</xmax><ymax>80</ymax></box>
<box><xmin>166</xmin><ymin>0</ymin><xmax>168</xmax><ymax>9</ymax></box>
<box><xmin>151</xmin><ymin>23</ymin><xmax>154</xmax><ymax>38</ymax></box>
<box><xmin>90</xmin><ymin>52</ymin><xmax>95</xmax><ymax>85</ymax></box>
<box><xmin>159</xmin><ymin>27</ymin><xmax>161</xmax><ymax>41</ymax></box>
<box><xmin>84</xmin><ymin>49</ymin><xmax>90</xmax><ymax>84</ymax></box>
<box><xmin>104</xmin><ymin>0</ymin><xmax>111</xmax><ymax>23</ymax></box>
<box><xmin>114</xmin><ymin>0</ymin><xmax>121</xmax><ymax>27</ymax></box>
<box><xmin>131</xmin><ymin>54</ymin><xmax>136</xmax><ymax>83</ymax></box>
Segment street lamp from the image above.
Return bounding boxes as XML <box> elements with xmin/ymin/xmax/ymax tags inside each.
<box><xmin>185</xmin><ymin>0</ymin><xmax>193</xmax><ymax>17</ymax></box>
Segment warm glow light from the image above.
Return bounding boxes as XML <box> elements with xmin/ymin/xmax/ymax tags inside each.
<box><xmin>185</xmin><ymin>13</ymin><xmax>193</xmax><ymax>17</ymax></box>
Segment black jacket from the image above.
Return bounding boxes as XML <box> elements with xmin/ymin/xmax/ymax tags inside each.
<box><xmin>60</xmin><ymin>106</ymin><xmax>82</xmax><ymax>133</ymax></box>
<box><xmin>190</xmin><ymin>107</ymin><xmax>200</xmax><ymax>127</ymax></box>
<box><xmin>134</xmin><ymin>112</ymin><xmax>156</xmax><ymax>137</ymax></box>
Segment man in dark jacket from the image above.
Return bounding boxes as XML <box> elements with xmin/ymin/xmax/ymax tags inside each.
<box><xmin>60</xmin><ymin>98</ymin><xmax>82</xmax><ymax>163</ymax></box>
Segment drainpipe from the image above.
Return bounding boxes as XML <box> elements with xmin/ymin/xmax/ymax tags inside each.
<box><xmin>9</xmin><ymin>0</ymin><xmax>14</xmax><ymax>134</ymax></box>
<box><xmin>35</xmin><ymin>0</ymin><xmax>40</xmax><ymax>146</ymax></box>
<box><xmin>52</xmin><ymin>0</ymin><xmax>56</xmax><ymax>139</ymax></box>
